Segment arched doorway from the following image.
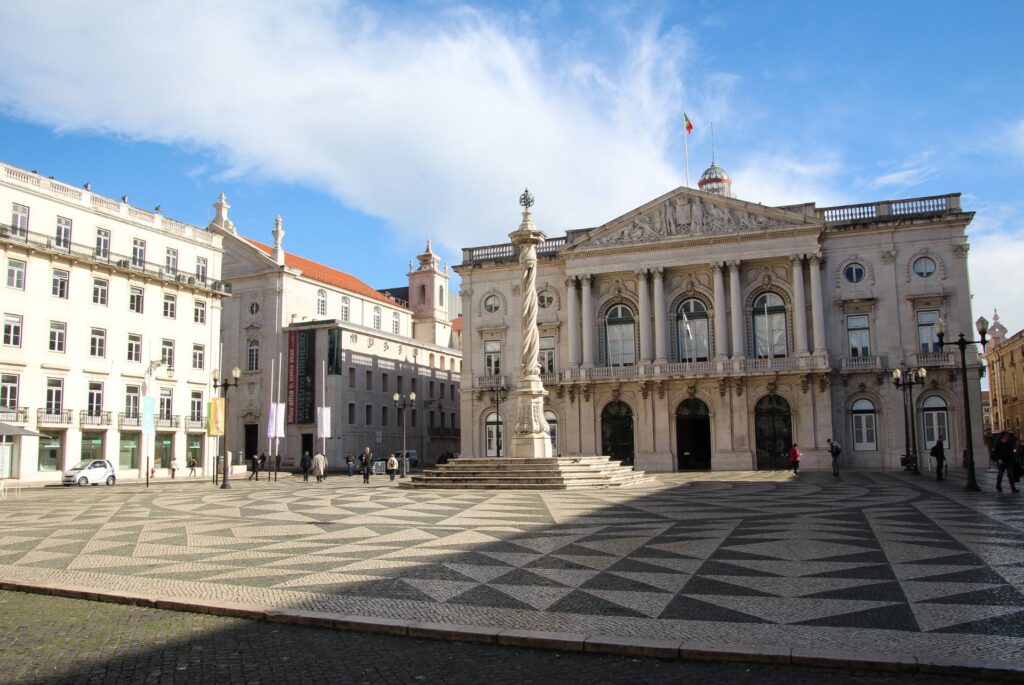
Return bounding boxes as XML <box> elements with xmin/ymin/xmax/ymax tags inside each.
<box><xmin>676</xmin><ymin>398</ymin><xmax>711</xmax><ymax>470</ymax></box>
<box><xmin>755</xmin><ymin>395</ymin><xmax>792</xmax><ymax>470</ymax></box>
<box><xmin>601</xmin><ymin>401</ymin><xmax>634</xmax><ymax>465</ymax></box>
<box><xmin>544</xmin><ymin>410</ymin><xmax>558</xmax><ymax>456</ymax></box>
<box><xmin>484</xmin><ymin>412</ymin><xmax>504</xmax><ymax>457</ymax></box>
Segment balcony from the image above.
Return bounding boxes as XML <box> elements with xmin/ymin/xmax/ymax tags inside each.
<box><xmin>917</xmin><ymin>351</ymin><xmax>952</xmax><ymax>367</ymax></box>
<box><xmin>118</xmin><ymin>412</ymin><xmax>142</xmax><ymax>429</ymax></box>
<box><xmin>185</xmin><ymin>416</ymin><xmax>206</xmax><ymax>432</ymax></box>
<box><xmin>840</xmin><ymin>355</ymin><xmax>884</xmax><ymax>372</ymax></box>
<box><xmin>155</xmin><ymin>415</ymin><xmax>180</xmax><ymax>430</ymax></box>
<box><xmin>0</xmin><ymin>406</ymin><xmax>28</xmax><ymax>423</ymax></box>
<box><xmin>79</xmin><ymin>410</ymin><xmax>112</xmax><ymax>427</ymax></box>
<box><xmin>819</xmin><ymin>193</ymin><xmax>961</xmax><ymax>225</ymax></box>
<box><xmin>37</xmin><ymin>409</ymin><xmax>73</xmax><ymax>426</ymax></box>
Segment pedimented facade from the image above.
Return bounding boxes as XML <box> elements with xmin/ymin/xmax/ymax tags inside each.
<box><xmin>457</xmin><ymin>179</ymin><xmax>984</xmax><ymax>472</ymax></box>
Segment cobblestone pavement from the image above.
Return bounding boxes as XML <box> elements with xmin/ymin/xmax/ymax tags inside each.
<box><xmin>0</xmin><ymin>590</ymin><xmax>998</xmax><ymax>685</ymax></box>
<box><xmin>0</xmin><ymin>467</ymin><xmax>1022</xmax><ymax>672</ymax></box>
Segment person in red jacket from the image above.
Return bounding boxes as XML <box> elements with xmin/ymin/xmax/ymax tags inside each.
<box><xmin>789</xmin><ymin>443</ymin><xmax>801</xmax><ymax>475</ymax></box>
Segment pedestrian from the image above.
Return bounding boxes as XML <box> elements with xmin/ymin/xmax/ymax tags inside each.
<box><xmin>827</xmin><ymin>438</ymin><xmax>841</xmax><ymax>478</ymax></box>
<box><xmin>300</xmin><ymin>451</ymin><xmax>312</xmax><ymax>482</ymax></box>
<box><xmin>360</xmin><ymin>446</ymin><xmax>373</xmax><ymax>484</ymax></box>
<box><xmin>789</xmin><ymin>442</ymin><xmax>801</xmax><ymax>475</ymax></box>
<box><xmin>259</xmin><ymin>452</ymin><xmax>269</xmax><ymax>480</ymax></box>
<box><xmin>248</xmin><ymin>453</ymin><xmax>259</xmax><ymax>481</ymax></box>
<box><xmin>187</xmin><ymin>457</ymin><xmax>197</xmax><ymax>478</ymax></box>
<box><xmin>346</xmin><ymin>452</ymin><xmax>355</xmax><ymax>477</ymax></box>
<box><xmin>386</xmin><ymin>453</ymin><xmax>399</xmax><ymax>482</ymax></box>
<box><xmin>170</xmin><ymin>456</ymin><xmax>179</xmax><ymax>479</ymax></box>
<box><xmin>312</xmin><ymin>451</ymin><xmax>327</xmax><ymax>483</ymax></box>
<box><xmin>994</xmin><ymin>431</ymin><xmax>1019</xmax><ymax>493</ymax></box>
<box><xmin>929</xmin><ymin>437</ymin><xmax>946</xmax><ymax>481</ymax></box>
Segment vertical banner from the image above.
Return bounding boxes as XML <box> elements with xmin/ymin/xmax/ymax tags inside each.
<box><xmin>316</xmin><ymin>406</ymin><xmax>331</xmax><ymax>438</ymax></box>
<box><xmin>142</xmin><ymin>397</ymin><xmax>156</xmax><ymax>436</ymax></box>
<box><xmin>208</xmin><ymin>397</ymin><xmax>225</xmax><ymax>436</ymax></box>
<box><xmin>295</xmin><ymin>331</ymin><xmax>315</xmax><ymax>424</ymax></box>
<box><xmin>266</xmin><ymin>402</ymin><xmax>277</xmax><ymax>439</ymax></box>
<box><xmin>287</xmin><ymin>331</ymin><xmax>297</xmax><ymax>423</ymax></box>
<box><xmin>275</xmin><ymin>403</ymin><xmax>286</xmax><ymax>438</ymax></box>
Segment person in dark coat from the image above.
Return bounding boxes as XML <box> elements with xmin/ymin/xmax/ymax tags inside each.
<box><xmin>827</xmin><ymin>438</ymin><xmax>841</xmax><ymax>478</ymax></box>
<box><xmin>360</xmin><ymin>447</ymin><xmax>373</xmax><ymax>484</ymax></box>
<box><xmin>346</xmin><ymin>452</ymin><xmax>355</xmax><ymax>477</ymax></box>
<box><xmin>929</xmin><ymin>437</ymin><xmax>946</xmax><ymax>481</ymax></box>
<box><xmin>300</xmin><ymin>451</ymin><xmax>312</xmax><ymax>483</ymax></box>
<box><xmin>248</xmin><ymin>453</ymin><xmax>259</xmax><ymax>481</ymax></box>
<box><xmin>994</xmin><ymin>431</ymin><xmax>1019</xmax><ymax>493</ymax></box>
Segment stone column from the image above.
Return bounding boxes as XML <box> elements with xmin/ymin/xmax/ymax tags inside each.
<box><xmin>809</xmin><ymin>254</ymin><xmax>826</xmax><ymax>355</ymax></box>
<box><xmin>652</xmin><ymin>267</ymin><xmax>667</xmax><ymax>363</ymax></box>
<box><xmin>791</xmin><ymin>254</ymin><xmax>809</xmax><ymax>355</ymax></box>
<box><xmin>712</xmin><ymin>262</ymin><xmax>727</xmax><ymax>358</ymax></box>
<box><xmin>729</xmin><ymin>260</ymin><xmax>744</xmax><ymax>360</ymax></box>
<box><xmin>581</xmin><ymin>275</ymin><xmax>595</xmax><ymax>368</ymax></box>
<box><xmin>637</xmin><ymin>268</ymin><xmax>652</xmax><ymax>364</ymax></box>
<box><xmin>566</xmin><ymin>277</ymin><xmax>579</xmax><ymax>368</ymax></box>
<box><xmin>508</xmin><ymin>190</ymin><xmax>550</xmax><ymax>458</ymax></box>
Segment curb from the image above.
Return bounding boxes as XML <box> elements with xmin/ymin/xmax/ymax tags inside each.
<box><xmin>2</xmin><ymin>580</ymin><xmax>1022</xmax><ymax>681</ymax></box>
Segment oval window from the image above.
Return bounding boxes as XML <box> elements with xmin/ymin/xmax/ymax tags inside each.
<box><xmin>844</xmin><ymin>263</ymin><xmax>865</xmax><ymax>284</ymax></box>
<box><xmin>483</xmin><ymin>295</ymin><xmax>500</xmax><ymax>313</ymax></box>
<box><xmin>913</xmin><ymin>257</ymin><xmax>936</xmax><ymax>278</ymax></box>
<box><xmin>538</xmin><ymin>290</ymin><xmax>554</xmax><ymax>309</ymax></box>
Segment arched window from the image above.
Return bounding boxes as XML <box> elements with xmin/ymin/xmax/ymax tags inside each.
<box><xmin>373</xmin><ymin>306</ymin><xmax>381</xmax><ymax>330</ymax></box>
<box><xmin>247</xmin><ymin>339</ymin><xmax>260</xmax><ymax>371</ymax></box>
<box><xmin>438</xmin><ymin>285</ymin><xmax>444</xmax><ymax>308</ymax></box>
<box><xmin>340</xmin><ymin>297</ymin><xmax>350</xmax><ymax>321</ymax></box>
<box><xmin>605</xmin><ymin>304</ymin><xmax>636</xmax><ymax>366</ymax></box>
<box><xmin>419</xmin><ymin>285</ymin><xmax>427</xmax><ymax>305</ymax></box>
<box><xmin>485</xmin><ymin>412</ymin><xmax>504</xmax><ymax>457</ymax></box>
<box><xmin>922</xmin><ymin>396</ymin><xmax>949</xmax><ymax>450</ymax></box>
<box><xmin>852</xmin><ymin>399</ymin><xmax>877</xmax><ymax>451</ymax></box>
<box><xmin>392</xmin><ymin>312</ymin><xmax>400</xmax><ymax>334</ymax></box>
<box><xmin>545</xmin><ymin>410</ymin><xmax>558</xmax><ymax>456</ymax></box>
<box><xmin>753</xmin><ymin>293</ymin><xmax>787</xmax><ymax>358</ymax></box>
<box><xmin>440</xmin><ymin>356</ymin><xmax>446</xmax><ymax>371</ymax></box>
<box><xmin>676</xmin><ymin>299</ymin><xmax>710</xmax><ymax>362</ymax></box>
<box><xmin>316</xmin><ymin>289</ymin><xmax>326</xmax><ymax>317</ymax></box>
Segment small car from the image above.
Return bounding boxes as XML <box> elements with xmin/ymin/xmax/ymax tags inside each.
<box><xmin>63</xmin><ymin>459</ymin><xmax>117</xmax><ymax>486</ymax></box>
<box><xmin>391</xmin><ymin>450</ymin><xmax>419</xmax><ymax>468</ymax></box>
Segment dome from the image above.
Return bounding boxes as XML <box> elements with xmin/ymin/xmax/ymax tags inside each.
<box><xmin>698</xmin><ymin>162</ymin><xmax>732</xmax><ymax>197</ymax></box>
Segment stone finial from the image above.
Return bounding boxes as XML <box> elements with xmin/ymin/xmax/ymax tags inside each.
<box><xmin>272</xmin><ymin>215</ymin><xmax>285</xmax><ymax>265</ymax></box>
<box><xmin>213</xmin><ymin>192</ymin><xmax>236</xmax><ymax>235</ymax></box>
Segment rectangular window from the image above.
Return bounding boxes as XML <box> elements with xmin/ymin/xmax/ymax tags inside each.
<box><xmin>190</xmin><ymin>391</ymin><xmax>204</xmax><ymax>421</ymax></box>
<box><xmin>195</xmin><ymin>257</ymin><xmax>208</xmax><ymax>284</ymax></box>
<box><xmin>55</xmin><ymin>216</ymin><xmax>72</xmax><ymax>250</ymax></box>
<box><xmin>348</xmin><ymin>367</ymin><xmax>356</xmax><ymax>389</ymax></box>
<box><xmin>165</xmin><ymin>248</ymin><xmax>178</xmax><ymax>276</ymax></box>
<box><xmin>327</xmin><ymin>329</ymin><xmax>341</xmax><ymax>375</ymax></box>
<box><xmin>3</xmin><ymin>314</ymin><xmax>22</xmax><ymax>347</ymax></box>
<box><xmin>397</xmin><ymin>375</ymin><xmax>403</xmax><ymax>393</ymax></box>
<box><xmin>411</xmin><ymin>409</ymin><xmax>417</xmax><ymax>428</ymax></box>
<box><xmin>193</xmin><ymin>300</ymin><xmax>206</xmax><ymax>324</ymax></box>
<box><xmin>0</xmin><ymin>374</ymin><xmax>18</xmax><ymax>409</ymax></box>
<box><xmin>46</xmin><ymin>378</ymin><xmax>63</xmax><ymax>412</ymax></box>
<box><xmin>6</xmin><ymin>259</ymin><xmax>26</xmax><ymax>289</ymax></box>
<box><xmin>411</xmin><ymin>378</ymin><xmax>418</xmax><ymax>396</ymax></box>
<box><xmin>90</xmin><ymin>328</ymin><xmax>106</xmax><ymax>357</ymax></box>
<box><xmin>11</xmin><ymin>203</ymin><xmax>29</xmax><ymax>238</ymax></box>
<box><xmin>847</xmin><ymin>315</ymin><xmax>870</xmax><ymax>357</ymax></box>
<box><xmin>381</xmin><ymin>406</ymin><xmax>389</xmax><ymax>426</ymax></box>
<box><xmin>161</xmin><ymin>339</ymin><xmax>175</xmax><ymax>368</ymax></box>
<box><xmin>853</xmin><ymin>412</ymin><xmax>877</xmax><ymax>451</ymax></box>
<box><xmin>87</xmin><ymin>381</ymin><xmax>103</xmax><ymax>415</ymax></box>
<box><xmin>95</xmin><ymin>228</ymin><xmax>110</xmax><ymax>260</ymax></box>
<box><xmin>365</xmin><ymin>370</ymin><xmax>373</xmax><ymax>391</ymax></box>
<box><xmin>127</xmin><ymin>334</ymin><xmax>142</xmax><ymax>362</ymax></box>
<box><xmin>484</xmin><ymin>340</ymin><xmax>501</xmax><ymax>376</ymax></box>
<box><xmin>381</xmin><ymin>373</ymin><xmax>389</xmax><ymax>393</ymax></box>
<box><xmin>49</xmin><ymin>321</ymin><xmax>66</xmax><ymax>352</ymax></box>
<box><xmin>159</xmin><ymin>387</ymin><xmax>173</xmax><ymax>419</ymax></box>
<box><xmin>365</xmin><ymin>404</ymin><xmax>373</xmax><ymax>425</ymax></box>
<box><xmin>917</xmin><ymin>310</ymin><xmax>940</xmax><ymax>354</ymax></box>
<box><xmin>129</xmin><ymin>286</ymin><xmax>144</xmax><ymax>313</ymax></box>
<box><xmin>192</xmin><ymin>344</ymin><xmax>205</xmax><ymax>370</ymax></box>
<box><xmin>162</xmin><ymin>293</ymin><xmax>176</xmax><ymax>319</ymax></box>
<box><xmin>51</xmin><ymin>269</ymin><xmax>69</xmax><ymax>298</ymax></box>
<box><xmin>92</xmin><ymin>278</ymin><xmax>108</xmax><ymax>306</ymax></box>
<box><xmin>132</xmin><ymin>239</ymin><xmax>146</xmax><ymax>268</ymax></box>
<box><xmin>125</xmin><ymin>385</ymin><xmax>141</xmax><ymax>417</ymax></box>
<box><xmin>429</xmin><ymin>380</ymin><xmax>435</xmax><ymax>399</ymax></box>
<box><xmin>540</xmin><ymin>336</ymin><xmax>555</xmax><ymax>373</ymax></box>
<box><xmin>348</xmin><ymin>402</ymin><xmax>356</xmax><ymax>424</ymax></box>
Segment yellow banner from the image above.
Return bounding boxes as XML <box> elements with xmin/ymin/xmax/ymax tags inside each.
<box><xmin>208</xmin><ymin>397</ymin><xmax>225</xmax><ymax>436</ymax></box>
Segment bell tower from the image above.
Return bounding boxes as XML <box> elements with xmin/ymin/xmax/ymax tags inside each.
<box><xmin>408</xmin><ymin>240</ymin><xmax>452</xmax><ymax>345</ymax></box>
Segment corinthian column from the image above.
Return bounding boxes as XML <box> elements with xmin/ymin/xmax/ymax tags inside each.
<box><xmin>508</xmin><ymin>189</ymin><xmax>551</xmax><ymax>458</ymax></box>
<box><xmin>791</xmin><ymin>255</ymin><xmax>809</xmax><ymax>355</ymax></box>
<box><xmin>712</xmin><ymin>262</ymin><xmax>727</xmax><ymax>358</ymax></box>
<box><xmin>729</xmin><ymin>260</ymin><xmax>744</xmax><ymax>360</ymax></box>
<box><xmin>566</xmin><ymin>277</ymin><xmax>579</xmax><ymax>368</ymax></box>
<box><xmin>652</xmin><ymin>267</ymin><xmax>667</xmax><ymax>363</ymax></box>
<box><xmin>637</xmin><ymin>268</ymin><xmax>652</xmax><ymax>363</ymax></box>
<box><xmin>810</xmin><ymin>254</ymin><xmax>826</xmax><ymax>355</ymax></box>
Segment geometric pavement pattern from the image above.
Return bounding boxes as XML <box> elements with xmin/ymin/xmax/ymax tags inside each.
<box><xmin>1</xmin><ymin>470</ymin><xmax>1022</xmax><ymax>665</ymax></box>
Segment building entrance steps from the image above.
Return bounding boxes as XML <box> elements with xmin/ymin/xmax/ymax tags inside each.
<box><xmin>400</xmin><ymin>456</ymin><xmax>659</xmax><ymax>490</ymax></box>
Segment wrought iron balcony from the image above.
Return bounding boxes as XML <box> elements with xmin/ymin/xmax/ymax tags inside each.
<box><xmin>185</xmin><ymin>417</ymin><xmax>206</xmax><ymax>431</ymax></box>
<box><xmin>0</xmin><ymin>406</ymin><xmax>28</xmax><ymax>423</ymax></box>
<box><xmin>79</xmin><ymin>410</ymin><xmax>112</xmax><ymax>427</ymax></box>
<box><xmin>155</xmin><ymin>415</ymin><xmax>180</xmax><ymax>429</ymax></box>
<box><xmin>37</xmin><ymin>408</ymin><xmax>73</xmax><ymax>425</ymax></box>
<box><xmin>118</xmin><ymin>412</ymin><xmax>141</xmax><ymax>428</ymax></box>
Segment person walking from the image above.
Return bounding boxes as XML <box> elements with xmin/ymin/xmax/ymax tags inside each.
<box><xmin>346</xmin><ymin>452</ymin><xmax>355</xmax><ymax>477</ymax></box>
<box><xmin>169</xmin><ymin>456</ymin><xmax>179</xmax><ymax>480</ymax></box>
<box><xmin>386</xmin><ymin>453</ymin><xmax>399</xmax><ymax>482</ymax></box>
<box><xmin>994</xmin><ymin>431</ymin><xmax>1019</xmax><ymax>493</ymax></box>
<box><xmin>187</xmin><ymin>457</ymin><xmax>197</xmax><ymax>478</ymax></box>
<box><xmin>789</xmin><ymin>443</ymin><xmax>801</xmax><ymax>475</ymax></box>
<box><xmin>300</xmin><ymin>451</ymin><xmax>312</xmax><ymax>483</ymax></box>
<box><xmin>248</xmin><ymin>453</ymin><xmax>259</xmax><ymax>481</ymax></box>
<box><xmin>360</xmin><ymin>447</ymin><xmax>373</xmax><ymax>484</ymax></box>
<box><xmin>312</xmin><ymin>451</ymin><xmax>327</xmax><ymax>483</ymax></box>
<box><xmin>929</xmin><ymin>437</ymin><xmax>946</xmax><ymax>481</ymax></box>
<box><xmin>827</xmin><ymin>438</ymin><xmax>842</xmax><ymax>478</ymax></box>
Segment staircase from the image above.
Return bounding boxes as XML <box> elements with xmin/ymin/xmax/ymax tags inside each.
<box><xmin>400</xmin><ymin>456</ymin><xmax>658</xmax><ymax>490</ymax></box>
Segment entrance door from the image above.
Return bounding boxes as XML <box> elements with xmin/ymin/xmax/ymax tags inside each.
<box><xmin>301</xmin><ymin>433</ymin><xmax>314</xmax><ymax>460</ymax></box>
<box><xmin>755</xmin><ymin>395</ymin><xmax>792</xmax><ymax>470</ymax></box>
<box><xmin>601</xmin><ymin>401</ymin><xmax>635</xmax><ymax>466</ymax></box>
<box><xmin>676</xmin><ymin>398</ymin><xmax>711</xmax><ymax>470</ymax></box>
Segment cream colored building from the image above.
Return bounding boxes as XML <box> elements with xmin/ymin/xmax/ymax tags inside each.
<box><xmin>0</xmin><ymin>161</ymin><xmax>225</xmax><ymax>481</ymax></box>
<box><xmin>457</xmin><ymin>164</ymin><xmax>985</xmax><ymax>472</ymax></box>
<box><xmin>983</xmin><ymin>313</ymin><xmax>1024</xmax><ymax>438</ymax></box>
<box><xmin>212</xmin><ymin>202</ymin><xmax>461</xmax><ymax>469</ymax></box>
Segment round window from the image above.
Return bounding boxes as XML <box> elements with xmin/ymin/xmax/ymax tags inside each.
<box><xmin>249</xmin><ymin>302</ymin><xmax>260</xmax><ymax>315</ymax></box>
<box><xmin>913</xmin><ymin>257</ymin><xmax>936</xmax><ymax>278</ymax></box>
<box><xmin>483</xmin><ymin>295</ymin><xmax>500</xmax><ymax>313</ymax></box>
<box><xmin>843</xmin><ymin>263</ymin><xmax>865</xmax><ymax>284</ymax></box>
<box><xmin>538</xmin><ymin>290</ymin><xmax>553</xmax><ymax>309</ymax></box>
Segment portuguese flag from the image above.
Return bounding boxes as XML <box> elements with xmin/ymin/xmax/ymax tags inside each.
<box><xmin>683</xmin><ymin>112</ymin><xmax>694</xmax><ymax>135</ymax></box>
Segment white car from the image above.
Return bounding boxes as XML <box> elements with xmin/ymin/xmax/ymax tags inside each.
<box><xmin>62</xmin><ymin>459</ymin><xmax>117</xmax><ymax>486</ymax></box>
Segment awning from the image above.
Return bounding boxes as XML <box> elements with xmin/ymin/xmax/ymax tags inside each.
<box><xmin>0</xmin><ymin>422</ymin><xmax>46</xmax><ymax>437</ymax></box>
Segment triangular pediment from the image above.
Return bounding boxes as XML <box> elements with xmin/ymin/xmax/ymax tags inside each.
<box><xmin>565</xmin><ymin>187</ymin><xmax>823</xmax><ymax>252</ymax></box>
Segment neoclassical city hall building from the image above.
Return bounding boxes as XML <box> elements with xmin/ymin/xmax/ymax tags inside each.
<box><xmin>456</xmin><ymin>164</ymin><xmax>984</xmax><ymax>472</ymax></box>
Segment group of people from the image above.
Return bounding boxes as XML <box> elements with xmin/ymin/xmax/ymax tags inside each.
<box><xmin>992</xmin><ymin>431</ymin><xmax>1023</xmax><ymax>493</ymax></box>
<box><xmin>788</xmin><ymin>438</ymin><xmax>843</xmax><ymax>477</ymax></box>
<box><xmin>166</xmin><ymin>456</ymin><xmax>198</xmax><ymax>479</ymax></box>
<box><xmin>299</xmin><ymin>447</ymin><xmax>378</xmax><ymax>484</ymax></box>
<box><xmin>247</xmin><ymin>453</ymin><xmax>282</xmax><ymax>481</ymax></box>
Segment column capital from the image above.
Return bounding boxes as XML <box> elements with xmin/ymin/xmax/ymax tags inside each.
<box><xmin>582</xmin><ymin>274</ymin><xmax>593</xmax><ymax>285</ymax></box>
<box><xmin>711</xmin><ymin>261</ymin><xmax>723</xmax><ymax>273</ymax></box>
<box><xmin>634</xmin><ymin>268</ymin><xmax>649</xmax><ymax>280</ymax></box>
<box><xmin>565</xmin><ymin>276</ymin><xmax>577</xmax><ymax>288</ymax></box>
<box><xmin>810</xmin><ymin>253</ymin><xmax>823</xmax><ymax>266</ymax></box>
<box><xmin>790</xmin><ymin>253</ymin><xmax>805</xmax><ymax>263</ymax></box>
<box><xmin>730</xmin><ymin>259</ymin><xmax>741</xmax><ymax>268</ymax></box>
<box><xmin>652</xmin><ymin>266</ymin><xmax>665</xmax><ymax>279</ymax></box>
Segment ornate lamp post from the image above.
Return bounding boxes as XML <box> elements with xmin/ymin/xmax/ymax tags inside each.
<box><xmin>212</xmin><ymin>366</ymin><xmax>241</xmax><ymax>489</ymax></box>
<box><xmin>934</xmin><ymin>316</ymin><xmax>989</xmax><ymax>492</ymax></box>
<box><xmin>393</xmin><ymin>391</ymin><xmax>416</xmax><ymax>477</ymax></box>
<box><xmin>892</xmin><ymin>364</ymin><xmax>927</xmax><ymax>475</ymax></box>
<box><xmin>487</xmin><ymin>384</ymin><xmax>508</xmax><ymax>457</ymax></box>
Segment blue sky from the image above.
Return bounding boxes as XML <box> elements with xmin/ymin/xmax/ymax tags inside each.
<box><xmin>1</xmin><ymin>0</ymin><xmax>1022</xmax><ymax>330</ymax></box>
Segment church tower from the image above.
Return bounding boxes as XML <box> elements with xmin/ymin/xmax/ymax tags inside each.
<box><xmin>407</xmin><ymin>240</ymin><xmax>452</xmax><ymax>346</ymax></box>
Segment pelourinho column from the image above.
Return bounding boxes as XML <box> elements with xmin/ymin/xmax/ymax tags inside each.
<box><xmin>809</xmin><ymin>254</ymin><xmax>826</xmax><ymax>355</ymax></box>
<box><xmin>652</xmin><ymin>267</ymin><xmax>667</xmax><ymax>363</ymax></box>
<box><xmin>508</xmin><ymin>189</ymin><xmax>551</xmax><ymax>459</ymax></box>
<box><xmin>566</xmin><ymin>277</ymin><xmax>580</xmax><ymax>368</ymax></box>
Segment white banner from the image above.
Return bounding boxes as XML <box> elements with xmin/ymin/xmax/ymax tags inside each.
<box><xmin>275</xmin><ymin>403</ymin><xmax>286</xmax><ymax>438</ymax></box>
<box><xmin>316</xmin><ymin>406</ymin><xmax>331</xmax><ymax>438</ymax></box>
<box><xmin>266</xmin><ymin>403</ymin><xmax>277</xmax><ymax>439</ymax></box>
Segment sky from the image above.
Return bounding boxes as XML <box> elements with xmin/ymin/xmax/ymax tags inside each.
<box><xmin>0</xmin><ymin>0</ymin><xmax>1022</xmax><ymax>334</ymax></box>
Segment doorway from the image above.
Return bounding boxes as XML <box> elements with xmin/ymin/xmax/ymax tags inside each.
<box><xmin>755</xmin><ymin>394</ymin><xmax>793</xmax><ymax>470</ymax></box>
<box><xmin>676</xmin><ymin>398</ymin><xmax>711</xmax><ymax>470</ymax></box>
<box><xmin>601</xmin><ymin>401</ymin><xmax>635</xmax><ymax>466</ymax></box>
<box><xmin>301</xmin><ymin>433</ymin><xmax>314</xmax><ymax>460</ymax></box>
<box><xmin>244</xmin><ymin>423</ymin><xmax>259</xmax><ymax>463</ymax></box>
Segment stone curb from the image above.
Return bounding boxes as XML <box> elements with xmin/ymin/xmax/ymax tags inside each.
<box><xmin>3</xmin><ymin>580</ymin><xmax>1023</xmax><ymax>682</ymax></box>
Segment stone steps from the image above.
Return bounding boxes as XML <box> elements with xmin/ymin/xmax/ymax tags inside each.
<box><xmin>400</xmin><ymin>456</ymin><xmax>658</xmax><ymax>490</ymax></box>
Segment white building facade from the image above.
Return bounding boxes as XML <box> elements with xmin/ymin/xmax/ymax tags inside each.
<box><xmin>457</xmin><ymin>173</ymin><xmax>983</xmax><ymax>472</ymax></box>
<box><xmin>0</xmin><ymin>161</ymin><xmax>225</xmax><ymax>482</ymax></box>
<box><xmin>213</xmin><ymin>204</ymin><xmax>461</xmax><ymax>469</ymax></box>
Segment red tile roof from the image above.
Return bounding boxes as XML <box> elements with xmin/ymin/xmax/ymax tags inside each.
<box><xmin>452</xmin><ymin>316</ymin><xmax>463</xmax><ymax>332</ymax></box>
<box><xmin>245</xmin><ymin>238</ymin><xmax>409</xmax><ymax>310</ymax></box>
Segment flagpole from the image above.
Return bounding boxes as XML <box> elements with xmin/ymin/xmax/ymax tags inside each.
<box><xmin>276</xmin><ymin>351</ymin><xmax>283</xmax><ymax>460</ymax></box>
<box><xmin>684</xmin><ymin>126</ymin><xmax>691</xmax><ymax>188</ymax></box>
<box><xmin>321</xmin><ymin>358</ymin><xmax>327</xmax><ymax>455</ymax></box>
<box><xmin>267</xmin><ymin>357</ymin><xmax>275</xmax><ymax>457</ymax></box>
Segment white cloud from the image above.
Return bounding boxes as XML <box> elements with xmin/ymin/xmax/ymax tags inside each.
<box><xmin>969</xmin><ymin>229</ymin><xmax>1024</xmax><ymax>335</ymax></box>
<box><xmin>728</xmin><ymin>151</ymin><xmax>848</xmax><ymax>207</ymax></box>
<box><xmin>865</xmin><ymin>166</ymin><xmax>936</xmax><ymax>191</ymax></box>
<box><xmin>1008</xmin><ymin>118</ymin><xmax>1024</xmax><ymax>160</ymax></box>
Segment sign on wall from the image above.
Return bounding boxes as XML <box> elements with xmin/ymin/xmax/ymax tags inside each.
<box><xmin>287</xmin><ymin>330</ymin><xmax>316</xmax><ymax>424</ymax></box>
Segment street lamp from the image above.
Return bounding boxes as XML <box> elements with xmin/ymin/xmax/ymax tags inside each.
<box><xmin>393</xmin><ymin>391</ymin><xmax>416</xmax><ymax>477</ymax></box>
<box><xmin>934</xmin><ymin>316</ymin><xmax>989</xmax><ymax>493</ymax></box>
<box><xmin>488</xmin><ymin>383</ymin><xmax>509</xmax><ymax>458</ymax></box>
<box><xmin>892</xmin><ymin>364</ymin><xmax>927</xmax><ymax>475</ymax></box>
<box><xmin>212</xmin><ymin>366</ymin><xmax>242</xmax><ymax>489</ymax></box>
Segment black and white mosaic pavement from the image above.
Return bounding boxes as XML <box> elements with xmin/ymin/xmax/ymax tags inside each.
<box><xmin>1</xmin><ymin>470</ymin><xmax>1022</xmax><ymax>665</ymax></box>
